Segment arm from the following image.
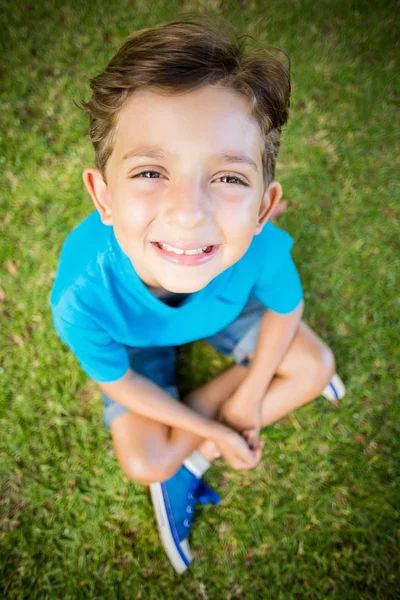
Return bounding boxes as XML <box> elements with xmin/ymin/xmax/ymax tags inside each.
<box><xmin>244</xmin><ymin>299</ymin><xmax>304</xmax><ymax>395</ymax></box>
<box><xmin>218</xmin><ymin>300</ymin><xmax>304</xmax><ymax>439</ymax></box>
<box><xmin>98</xmin><ymin>368</ymin><xmax>260</xmax><ymax>469</ymax></box>
<box><xmin>52</xmin><ymin>308</ymin><xmax>218</xmax><ymax>437</ymax></box>
<box><xmin>99</xmin><ymin>368</ymin><xmax>222</xmax><ymax>439</ymax></box>
<box><xmin>52</xmin><ymin>307</ymin><xmax>258</xmax><ymax>468</ymax></box>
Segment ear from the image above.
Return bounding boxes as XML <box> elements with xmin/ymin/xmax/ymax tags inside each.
<box><xmin>82</xmin><ymin>168</ymin><xmax>113</xmax><ymax>225</ymax></box>
<box><xmin>255</xmin><ymin>181</ymin><xmax>283</xmax><ymax>234</ymax></box>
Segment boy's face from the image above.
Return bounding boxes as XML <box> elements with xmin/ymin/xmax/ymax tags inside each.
<box><xmin>83</xmin><ymin>85</ymin><xmax>282</xmax><ymax>293</ymax></box>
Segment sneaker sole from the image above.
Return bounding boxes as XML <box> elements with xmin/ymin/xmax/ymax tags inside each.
<box><xmin>150</xmin><ymin>482</ymin><xmax>191</xmax><ymax>574</ymax></box>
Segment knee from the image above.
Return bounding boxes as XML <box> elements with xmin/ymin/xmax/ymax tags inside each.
<box><xmin>118</xmin><ymin>453</ymin><xmax>177</xmax><ymax>486</ymax></box>
<box><xmin>303</xmin><ymin>342</ymin><xmax>336</xmax><ymax>393</ymax></box>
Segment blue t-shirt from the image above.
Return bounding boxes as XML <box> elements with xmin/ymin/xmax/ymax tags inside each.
<box><xmin>50</xmin><ymin>211</ymin><xmax>303</xmax><ymax>383</ymax></box>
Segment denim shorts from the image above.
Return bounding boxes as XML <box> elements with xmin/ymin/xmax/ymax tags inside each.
<box><xmin>102</xmin><ymin>293</ymin><xmax>267</xmax><ymax>428</ymax></box>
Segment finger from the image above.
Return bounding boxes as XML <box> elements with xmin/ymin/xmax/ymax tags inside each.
<box><xmin>225</xmin><ymin>457</ymin><xmax>252</xmax><ymax>470</ymax></box>
<box><xmin>238</xmin><ymin>447</ymin><xmax>256</xmax><ymax>465</ymax></box>
<box><xmin>251</xmin><ymin>440</ymin><xmax>264</xmax><ymax>464</ymax></box>
<box><xmin>234</xmin><ymin>459</ymin><xmax>257</xmax><ymax>470</ymax></box>
<box><xmin>250</xmin><ymin>448</ymin><xmax>262</xmax><ymax>467</ymax></box>
<box><xmin>249</xmin><ymin>434</ymin><xmax>259</xmax><ymax>450</ymax></box>
<box><xmin>241</xmin><ymin>448</ymin><xmax>255</xmax><ymax>464</ymax></box>
<box><xmin>241</xmin><ymin>456</ymin><xmax>260</xmax><ymax>470</ymax></box>
<box><xmin>243</xmin><ymin>429</ymin><xmax>257</xmax><ymax>449</ymax></box>
<box><xmin>235</xmin><ymin>447</ymin><xmax>262</xmax><ymax>470</ymax></box>
<box><xmin>242</xmin><ymin>429</ymin><xmax>252</xmax><ymax>445</ymax></box>
<box><xmin>243</xmin><ymin>428</ymin><xmax>254</xmax><ymax>438</ymax></box>
<box><xmin>220</xmin><ymin>447</ymin><xmax>253</xmax><ymax>468</ymax></box>
<box><xmin>236</xmin><ymin>435</ymin><xmax>257</xmax><ymax>462</ymax></box>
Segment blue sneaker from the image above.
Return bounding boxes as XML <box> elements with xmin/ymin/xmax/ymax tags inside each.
<box><xmin>150</xmin><ymin>465</ymin><xmax>220</xmax><ymax>573</ymax></box>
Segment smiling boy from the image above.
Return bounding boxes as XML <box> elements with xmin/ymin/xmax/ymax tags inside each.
<box><xmin>50</xmin><ymin>14</ymin><xmax>345</xmax><ymax>573</ymax></box>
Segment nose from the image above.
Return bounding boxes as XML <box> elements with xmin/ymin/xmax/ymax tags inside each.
<box><xmin>162</xmin><ymin>178</ymin><xmax>212</xmax><ymax>229</ymax></box>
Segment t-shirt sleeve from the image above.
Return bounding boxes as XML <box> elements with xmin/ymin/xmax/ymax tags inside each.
<box><xmin>251</xmin><ymin>225</ymin><xmax>304</xmax><ymax>314</ymax></box>
<box><xmin>52</xmin><ymin>309</ymin><xmax>130</xmax><ymax>384</ymax></box>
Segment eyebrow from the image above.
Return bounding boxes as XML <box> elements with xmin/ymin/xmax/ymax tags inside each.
<box><xmin>122</xmin><ymin>146</ymin><xmax>258</xmax><ymax>172</ymax></box>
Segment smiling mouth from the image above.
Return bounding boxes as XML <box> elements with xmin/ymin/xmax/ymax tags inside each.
<box><xmin>154</xmin><ymin>242</ymin><xmax>215</xmax><ymax>255</ymax></box>
<box><xmin>150</xmin><ymin>241</ymin><xmax>220</xmax><ymax>265</ymax></box>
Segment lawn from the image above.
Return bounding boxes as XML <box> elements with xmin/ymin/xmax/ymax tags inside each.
<box><xmin>0</xmin><ymin>0</ymin><xmax>399</xmax><ymax>598</ymax></box>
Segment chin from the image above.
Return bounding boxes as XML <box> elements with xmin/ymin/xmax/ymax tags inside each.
<box><xmin>160</xmin><ymin>274</ymin><xmax>211</xmax><ymax>294</ymax></box>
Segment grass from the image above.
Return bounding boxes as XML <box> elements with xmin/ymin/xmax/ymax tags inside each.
<box><xmin>0</xmin><ymin>0</ymin><xmax>399</xmax><ymax>597</ymax></box>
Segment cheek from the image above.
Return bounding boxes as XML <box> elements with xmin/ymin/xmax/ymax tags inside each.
<box><xmin>220</xmin><ymin>202</ymin><xmax>259</xmax><ymax>257</ymax></box>
<box><xmin>220</xmin><ymin>200</ymin><xmax>258</xmax><ymax>233</ymax></box>
<box><xmin>113</xmin><ymin>191</ymin><xmax>154</xmax><ymax>233</ymax></box>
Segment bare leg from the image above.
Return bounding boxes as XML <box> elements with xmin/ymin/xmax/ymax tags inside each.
<box><xmin>112</xmin><ymin>322</ymin><xmax>334</xmax><ymax>483</ymax></box>
<box><xmin>167</xmin><ymin>363</ymin><xmax>249</xmax><ymax>464</ymax></box>
<box><xmin>111</xmin><ymin>362</ymin><xmax>249</xmax><ymax>484</ymax></box>
<box><xmin>258</xmin><ymin>322</ymin><xmax>336</xmax><ymax>426</ymax></box>
<box><xmin>199</xmin><ymin>321</ymin><xmax>336</xmax><ymax>462</ymax></box>
<box><xmin>157</xmin><ymin>322</ymin><xmax>335</xmax><ymax>471</ymax></box>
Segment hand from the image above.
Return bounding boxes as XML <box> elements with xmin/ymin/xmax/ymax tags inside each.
<box><xmin>211</xmin><ymin>423</ymin><xmax>264</xmax><ymax>470</ymax></box>
<box><xmin>218</xmin><ymin>389</ymin><xmax>263</xmax><ymax>449</ymax></box>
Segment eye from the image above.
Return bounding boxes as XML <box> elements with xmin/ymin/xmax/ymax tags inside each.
<box><xmin>219</xmin><ymin>174</ymin><xmax>248</xmax><ymax>186</ymax></box>
<box><xmin>130</xmin><ymin>170</ymin><xmax>248</xmax><ymax>186</ymax></box>
<box><xmin>131</xmin><ymin>170</ymin><xmax>163</xmax><ymax>179</ymax></box>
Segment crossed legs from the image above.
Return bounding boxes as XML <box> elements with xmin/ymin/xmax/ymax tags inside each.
<box><xmin>110</xmin><ymin>321</ymin><xmax>335</xmax><ymax>485</ymax></box>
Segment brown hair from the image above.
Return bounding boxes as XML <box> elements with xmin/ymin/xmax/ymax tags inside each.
<box><xmin>81</xmin><ymin>13</ymin><xmax>291</xmax><ymax>187</ymax></box>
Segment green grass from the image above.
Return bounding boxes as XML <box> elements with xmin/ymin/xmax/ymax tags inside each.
<box><xmin>0</xmin><ymin>0</ymin><xmax>399</xmax><ymax>597</ymax></box>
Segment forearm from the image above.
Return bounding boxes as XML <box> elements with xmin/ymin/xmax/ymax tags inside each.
<box><xmin>242</xmin><ymin>300</ymin><xmax>305</xmax><ymax>401</ymax></box>
<box><xmin>99</xmin><ymin>368</ymin><xmax>221</xmax><ymax>440</ymax></box>
<box><xmin>168</xmin><ymin>362</ymin><xmax>252</xmax><ymax>459</ymax></box>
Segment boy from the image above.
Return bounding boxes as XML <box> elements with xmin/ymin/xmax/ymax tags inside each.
<box><xmin>50</xmin><ymin>14</ymin><xmax>345</xmax><ymax>573</ymax></box>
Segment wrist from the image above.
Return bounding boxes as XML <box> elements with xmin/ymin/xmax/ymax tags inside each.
<box><xmin>236</xmin><ymin>375</ymin><xmax>269</xmax><ymax>405</ymax></box>
<box><xmin>207</xmin><ymin>420</ymin><xmax>229</xmax><ymax>441</ymax></box>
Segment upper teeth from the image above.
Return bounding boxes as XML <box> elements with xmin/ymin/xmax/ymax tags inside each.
<box><xmin>158</xmin><ymin>242</ymin><xmax>209</xmax><ymax>255</ymax></box>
